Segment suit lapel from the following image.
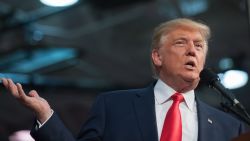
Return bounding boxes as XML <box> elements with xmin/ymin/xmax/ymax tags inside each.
<box><xmin>196</xmin><ymin>99</ymin><xmax>216</xmax><ymax>141</ymax></box>
<box><xmin>133</xmin><ymin>84</ymin><xmax>158</xmax><ymax>141</ymax></box>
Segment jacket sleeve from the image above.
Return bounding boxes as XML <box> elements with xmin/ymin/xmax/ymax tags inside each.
<box><xmin>30</xmin><ymin>113</ymin><xmax>76</xmax><ymax>141</ymax></box>
<box><xmin>30</xmin><ymin>94</ymin><xmax>106</xmax><ymax>141</ymax></box>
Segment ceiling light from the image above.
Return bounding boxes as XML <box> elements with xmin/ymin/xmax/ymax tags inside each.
<box><xmin>40</xmin><ymin>0</ymin><xmax>79</xmax><ymax>7</ymax></box>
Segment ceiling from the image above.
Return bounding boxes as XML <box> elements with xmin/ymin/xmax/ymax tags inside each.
<box><xmin>0</xmin><ymin>0</ymin><xmax>250</xmax><ymax>140</ymax></box>
<box><xmin>0</xmin><ymin>0</ymin><xmax>249</xmax><ymax>88</ymax></box>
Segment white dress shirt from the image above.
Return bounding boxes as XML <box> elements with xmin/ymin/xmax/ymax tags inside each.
<box><xmin>37</xmin><ymin>110</ymin><xmax>54</xmax><ymax>128</ymax></box>
<box><xmin>154</xmin><ymin>79</ymin><xmax>198</xmax><ymax>141</ymax></box>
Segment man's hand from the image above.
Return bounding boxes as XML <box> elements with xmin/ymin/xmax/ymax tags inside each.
<box><xmin>2</xmin><ymin>78</ymin><xmax>52</xmax><ymax>124</ymax></box>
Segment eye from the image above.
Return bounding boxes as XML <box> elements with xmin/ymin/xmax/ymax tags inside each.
<box><xmin>174</xmin><ymin>39</ymin><xmax>187</xmax><ymax>46</ymax></box>
<box><xmin>196</xmin><ymin>44</ymin><xmax>202</xmax><ymax>48</ymax></box>
<box><xmin>195</xmin><ymin>43</ymin><xmax>203</xmax><ymax>50</ymax></box>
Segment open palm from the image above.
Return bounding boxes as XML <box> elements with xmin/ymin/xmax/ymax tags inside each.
<box><xmin>2</xmin><ymin>78</ymin><xmax>52</xmax><ymax>123</ymax></box>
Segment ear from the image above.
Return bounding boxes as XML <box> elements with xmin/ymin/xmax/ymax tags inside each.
<box><xmin>151</xmin><ymin>49</ymin><xmax>162</xmax><ymax>67</ymax></box>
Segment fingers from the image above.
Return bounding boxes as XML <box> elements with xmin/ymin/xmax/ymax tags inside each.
<box><xmin>8</xmin><ymin>79</ymin><xmax>19</xmax><ymax>96</ymax></box>
<box><xmin>2</xmin><ymin>78</ymin><xmax>19</xmax><ymax>97</ymax></box>
<box><xmin>16</xmin><ymin>83</ymin><xmax>28</xmax><ymax>99</ymax></box>
<box><xmin>1</xmin><ymin>78</ymin><xmax>27</xmax><ymax>99</ymax></box>
<box><xmin>2</xmin><ymin>78</ymin><xmax>9</xmax><ymax>89</ymax></box>
<box><xmin>2</xmin><ymin>78</ymin><xmax>40</xmax><ymax>101</ymax></box>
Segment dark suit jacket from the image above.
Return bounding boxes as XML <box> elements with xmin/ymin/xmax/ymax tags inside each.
<box><xmin>31</xmin><ymin>83</ymin><xmax>247</xmax><ymax>141</ymax></box>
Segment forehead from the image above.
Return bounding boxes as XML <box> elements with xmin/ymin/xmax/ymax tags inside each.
<box><xmin>164</xmin><ymin>27</ymin><xmax>204</xmax><ymax>41</ymax></box>
<box><xmin>159</xmin><ymin>27</ymin><xmax>208</xmax><ymax>52</ymax></box>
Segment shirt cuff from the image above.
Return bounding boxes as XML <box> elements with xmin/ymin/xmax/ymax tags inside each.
<box><xmin>37</xmin><ymin>109</ymin><xmax>54</xmax><ymax>128</ymax></box>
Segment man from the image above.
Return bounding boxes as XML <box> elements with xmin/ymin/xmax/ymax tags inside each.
<box><xmin>2</xmin><ymin>18</ymin><xmax>248</xmax><ymax>141</ymax></box>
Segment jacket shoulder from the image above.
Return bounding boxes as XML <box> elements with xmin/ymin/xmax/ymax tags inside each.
<box><xmin>99</xmin><ymin>86</ymin><xmax>150</xmax><ymax>98</ymax></box>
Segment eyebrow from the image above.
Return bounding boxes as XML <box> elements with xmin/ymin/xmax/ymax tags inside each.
<box><xmin>174</xmin><ymin>37</ymin><xmax>204</xmax><ymax>43</ymax></box>
<box><xmin>173</xmin><ymin>37</ymin><xmax>188</xmax><ymax>42</ymax></box>
<box><xmin>194</xmin><ymin>40</ymin><xmax>205</xmax><ymax>44</ymax></box>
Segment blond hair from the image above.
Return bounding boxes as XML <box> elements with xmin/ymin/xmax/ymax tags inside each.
<box><xmin>151</xmin><ymin>18</ymin><xmax>211</xmax><ymax>77</ymax></box>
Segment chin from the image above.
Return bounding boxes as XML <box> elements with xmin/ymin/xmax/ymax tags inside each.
<box><xmin>182</xmin><ymin>73</ymin><xmax>199</xmax><ymax>82</ymax></box>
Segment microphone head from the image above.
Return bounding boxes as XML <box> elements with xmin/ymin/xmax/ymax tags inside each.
<box><xmin>200</xmin><ymin>68</ymin><xmax>219</xmax><ymax>85</ymax></box>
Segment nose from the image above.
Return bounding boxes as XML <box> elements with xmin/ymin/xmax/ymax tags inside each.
<box><xmin>186</xmin><ymin>42</ymin><xmax>196</xmax><ymax>56</ymax></box>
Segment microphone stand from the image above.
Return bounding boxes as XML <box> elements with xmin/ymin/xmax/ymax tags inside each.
<box><xmin>209</xmin><ymin>81</ymin><xmax>250</xmax><ymax>125</ymax></box>
<box><xmin>221</xmin><ymin>102</ymin><xmax>250</xmax><ymax>126</ymax></box>
<box><xmin>200</xmin><ymin>68</ymin><xmax>250</xmax><ymax>125</ymax></box>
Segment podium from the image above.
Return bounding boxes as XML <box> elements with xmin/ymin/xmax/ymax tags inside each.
<box><xmin>232</xmin><ymin>132</ymin><xmax>250</xmax><ymax>141</ymax></box>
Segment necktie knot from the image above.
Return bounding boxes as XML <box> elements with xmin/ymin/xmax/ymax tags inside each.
<box><xmin>171</xmin><ymin>93</ymin><xmax>184</xmax><ymax>103</ymax></box>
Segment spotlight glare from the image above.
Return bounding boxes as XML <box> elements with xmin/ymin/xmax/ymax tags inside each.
<box><xmin>221</xmin><ymin>70</ymin><xmax>248</xmax><ymax>89</ymax></box>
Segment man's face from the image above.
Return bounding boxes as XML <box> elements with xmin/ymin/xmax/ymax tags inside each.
<box><xmin>152</xmin><ymin>27</ymin><xmax>207</xmax><ymax>89</ymax></box>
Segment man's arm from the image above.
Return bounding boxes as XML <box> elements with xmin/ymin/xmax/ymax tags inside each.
<box><xmin>2</xmin><ymin>78</ymin><xmax>52</xmax><ymax>123</ymax></box>
<box><xmin>31</xmin><ymin>112</ymin><xmax>76</xmax><ymax>141</ymax></box>
<box><xmin>2</xmin><ymin>78</ymin><xmax>105</xmax><ymax>141</ymax></box>
<box><xmin>30</xmin><ymin>93</ymin><xmax>106</xmax><ymax>141</ymax></box>
<box><xmin>2</xmin><ymin>78</ymin><xmax>77</xmax><ymax>141</ymax></box>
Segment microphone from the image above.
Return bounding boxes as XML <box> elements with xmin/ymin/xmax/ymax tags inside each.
<box><xmin>200</xmin><ymin>68</ymin><xmax>245</xmax><ymax>111</ymax></box>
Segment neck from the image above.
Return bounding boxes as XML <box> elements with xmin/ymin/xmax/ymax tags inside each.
<box><xmin>159</xmin><ymin>76</ymin><xmax>199</xmax><ymax>93</ymax></box>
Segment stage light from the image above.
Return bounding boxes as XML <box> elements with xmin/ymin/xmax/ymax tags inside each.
<box><xmin>219</xmin><ymin>70</ymin><xmax>248</xmax><ymax>89</ymax></box>
<box><xmin>40</xmin><ymin>0</ymin><xmax>79</xmax><ymax>7</ymax></box>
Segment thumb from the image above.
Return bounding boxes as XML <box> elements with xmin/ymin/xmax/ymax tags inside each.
<box><xmin>28</xmin><ymin>90</ymin><xmax>39</xmax><ymax>97</ymax></box>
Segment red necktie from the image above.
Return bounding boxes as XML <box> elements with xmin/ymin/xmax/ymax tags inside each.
<box><xmin>160</xmin><ymin>93</ymin><xmax>184</xmax><ymax>141</ymax></box>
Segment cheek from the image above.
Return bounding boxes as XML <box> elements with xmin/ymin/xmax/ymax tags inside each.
<box><xmin>198</xmin><ymin>57</ymin><xmax>206</xmax><ymax>70</ymax></box>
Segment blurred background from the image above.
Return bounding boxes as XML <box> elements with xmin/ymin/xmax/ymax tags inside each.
<box><xmin>0</xmin><ymin>0</ymin><xmax>250</xmax><ymax>140</ymax></box>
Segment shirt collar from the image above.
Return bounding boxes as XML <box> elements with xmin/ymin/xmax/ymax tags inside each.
<box><xmin>154</xmin><ymin>79</ymin><xmax>196</xmax><ymax>112</ymax></box>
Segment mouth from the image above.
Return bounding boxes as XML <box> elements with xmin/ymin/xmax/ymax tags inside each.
<box><xmin>184</xmin><ymin>60</ymin><xmax>196</xmax><ymax>70</ymax></box>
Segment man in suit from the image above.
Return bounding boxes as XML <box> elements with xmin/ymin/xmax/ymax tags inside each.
<box><xmin>2</xmin><ymin>18</ymin><xmax>248</xmax><ymax>141</ymax></box>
